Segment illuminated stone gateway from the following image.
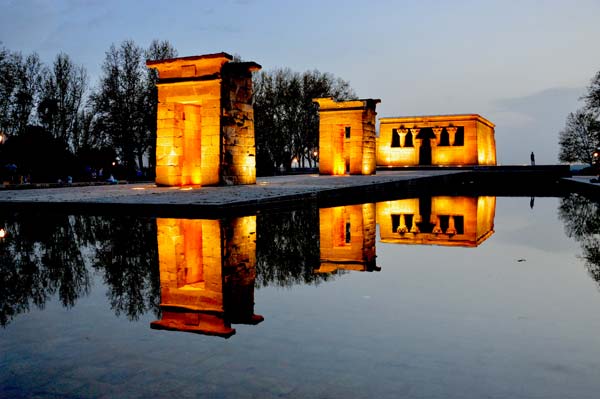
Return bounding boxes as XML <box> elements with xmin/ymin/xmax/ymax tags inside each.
<box><xmin>313</xmin><ymin>97</ymin><xmax>380</xmax><ymax>175</ymax></box>
<box><xmin>377</xmin><ymin>114</ymin><xmax>496</xmax><ymax>167</ymax></box>
<box><xmin>147</xmin><ymin>53</ymin><xmax>261</xmax><ymax>186</ymax></box>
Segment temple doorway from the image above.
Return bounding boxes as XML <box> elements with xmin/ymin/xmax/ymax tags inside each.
<box><xmin>416</xmin><ymin>128</ymin><xmax>435</xmax><ymax>166</ymax></box>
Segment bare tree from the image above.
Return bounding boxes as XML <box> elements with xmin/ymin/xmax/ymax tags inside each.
<box><xmin>253</xmin><ymin>68</ymin><xmax>356</xmax><ymax>175</ymax></box>
<box><xmin>558</xmin><ymin>108</ymin><xmax>600</xmax><ymax>165</ymax></box>
<box><xmin>0</xmin><ymin>44</ymin><xmax>18</xmax><ymax>135</ymax></box>
<box><xmin>91</xmin><ymin>39</ymin><xmax>177</xmax><ymax>175</ymax></box>
<box><xmin>38</xmin><ymin>53</ymin><xmax>88</xmax><ymax>151</ymax></box>
<box><xmin>0</xmin><ymin>47</ymin><xmax>43</xmax><ymax>137</ymax></box>
<box><xmin>583</xmin><ymin>70</ymin><xmax>600</xmax><ymax>111</ymax></box>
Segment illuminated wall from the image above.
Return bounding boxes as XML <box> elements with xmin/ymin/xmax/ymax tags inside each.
<box><xmin>376</xmin><ymin>114</ymin><xmax>496</xmax><ymax>167</ymax></box>
<box><xmin>317</xmin><ymin>203</ymin><xmax>378</xmax><ymax>273</ymax></box>
<box><xmin>313</xmin><ymin>97</ymin><xmax>380</xmax><ymax>175</ymax></box>
<box><xmin>151</xmin><ymin>216</ymin><xmax>262</xmax><ymax>338</ymax></box>
<box><xmin>147</xmin><ymin>53</ymin><xmax>261</xmax><ymax>186</ymax></box>
<box><xmin>376</xmin><ymin>196</ymin><xmax>496</xmax><ymax>247</ymax></box>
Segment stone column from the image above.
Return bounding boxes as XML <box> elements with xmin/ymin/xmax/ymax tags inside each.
<box><xmin>410</xmin><ymin>214</ymin><xmax>420</xmax><ymax>234</ymax></box>
<box><xmin>432</xmin><ymin>127</ymin><xmax>443</xmax><ymax>146</ymax></box>
<box><xmin>411</xmin><ymin>128</ymin><xmax>421</xmax><ymax>164</ymax></box>
<box><xmin>397</xmin><ymin>214</ymin><xmax>408</xmax><ymax>234</ymax></box>
<box><xmin>398</xmin><ymin>127</ymin><xmax>408</xmax><ymax>147</ymax></box>
<box><xmin>446</xmin><ymin>126</ymin><xmax>457</xmax><ymax>146</ymax></box>
<box><xmin>447</xmin><ymin>216</ymin><xmax>457</xmax><ymax>235</ymax></box>
<box><xmin>432</xmin><ymin>216</ymin><xmax>442</xmax><ymax>234</ymax></box>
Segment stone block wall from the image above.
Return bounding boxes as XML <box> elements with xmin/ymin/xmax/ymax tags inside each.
<box><xmin>220</xmin><ymin>63</ymin><xmax>259</xmax><ymax>185</ymax></box>
<box><xmin>148</xmin><ymin>53</ymin><xmax>261</xmax><ymax>187</ymax></box>
<box><xmin>377</xmin><ymin>114</ymin><xmax>496</xmax><ymax>167</ymax></box>
<box><xmin>313</xmin><ymin>98</ymin><xmax>380</xmax><ymax>175</ymax></box>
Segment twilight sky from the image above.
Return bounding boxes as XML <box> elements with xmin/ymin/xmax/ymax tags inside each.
<box><xmin>1</xmin><ymin>0</ymin><xmax>599</xmax><ymax>164</ymax></box>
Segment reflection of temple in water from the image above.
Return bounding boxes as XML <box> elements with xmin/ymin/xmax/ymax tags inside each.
<box><xmin>317</xmin><ymin>204</ymin><xmax>379</xmax><ymax>273</ymax></box>
<box><xmin>150</xmin><ymin>196</ymin><xmax>495</xmax><ymax>337</ymax></box>
<box><xmin>151</xmin><ymin>216</ymin><xmax>263</xmax><ymax>338</ymax></box>
<box><xmin>376</xmin><ymin>196</ymin><xmax>496</xmax><ymax>247</ymax></box>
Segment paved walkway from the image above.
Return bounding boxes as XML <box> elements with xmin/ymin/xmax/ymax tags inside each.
<box><xmin>0</xmin><ymin>170</ymin><xmax>464</xmax><ymax>216</ymax></box>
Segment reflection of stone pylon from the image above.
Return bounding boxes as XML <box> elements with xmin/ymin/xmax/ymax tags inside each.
<box><xmin>316</xmin><ymin>203</ymin><xmax>379</xmax><ymax>274</ymax></box>
<box><xmin>151</xmin><ymin>216</ymin><xmax>262</xmax><ymax>338</ymax></box>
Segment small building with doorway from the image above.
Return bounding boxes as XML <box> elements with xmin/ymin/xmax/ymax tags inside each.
<box><xmin>313</xmin><ymin>97</ymin><xmax>380</xmax><ymax>175</ymax></box>
<box><xmin>376</xmin><ymin>114</ymin><xmax>496</xmax><ymax>167</ymax></box>
<box><xmin>147</xmin><ymin>53</ymin><xmax>261</xmax><ymax>187</ymax></box>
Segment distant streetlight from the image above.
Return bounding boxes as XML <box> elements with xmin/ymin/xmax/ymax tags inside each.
<box><xmin>313</xmin><ymin>150</ymin><xmax>318</xmax><ymax>158</ymax></box>
<box><xmin>0</xmin><ymin>228</ymin><xmax>6</xmax><ymax>239</ymax></box>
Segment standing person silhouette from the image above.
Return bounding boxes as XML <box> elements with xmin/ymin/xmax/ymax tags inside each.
<box><xmin>530</xmin><ymin>151</ymin><xmax>535</xmax><ymax>166</ymax></box>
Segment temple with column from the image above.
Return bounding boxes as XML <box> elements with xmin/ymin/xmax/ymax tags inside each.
<box><xmin>376</xmin><ymin>114</ymin><xmax>496</xmax><ymax>167</ymax></box>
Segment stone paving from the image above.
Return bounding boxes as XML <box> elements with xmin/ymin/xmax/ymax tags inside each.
<box><xmin>0</xmin><ymin>170</ymin><xmax>462</xmax><ymax>208</ymax></box>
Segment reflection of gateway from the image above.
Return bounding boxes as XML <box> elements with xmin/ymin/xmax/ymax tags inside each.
<box><xmin>316</xmin><ymin>204</ymin><xmax>379</xmax><ymax>273</ymax></box>
<box><xmin>151</xmin><ymin>217</ymin><xmax>263</xmax><ymax>338</ymax></box>
<box><xmin>376</xmin><ymin>197</ymin><xmax>496</xmax><ymax>247</ymax></box>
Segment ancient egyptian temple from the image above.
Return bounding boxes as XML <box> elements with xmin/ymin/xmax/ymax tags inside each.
<box><xmin>313</xmin><ymin>97</ymin><xmax>380</xmax><ymax>175</ymax></box>
<box><xmin>147</xmin><ymin>53</ymin><xmax>261</xmax><ymax>186</ymax></box>
<box><xmin>376</xmin><ymin>114</ymin><xmax>496</xmax><ymax>167</ymax></box>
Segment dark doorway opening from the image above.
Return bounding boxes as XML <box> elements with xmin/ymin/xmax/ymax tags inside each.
<box><xmin>416</xmin><ymin>128</ymin><xmax>435</xmax><ymax>165</ymax></box>
<box><xmin>416</xmin><ymin>196</ymin><xmax>436</xmax><ymax>233</ymax></box>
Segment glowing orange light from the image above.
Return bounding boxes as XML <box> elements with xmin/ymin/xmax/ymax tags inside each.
<box><xmin>148</xmin><ymin>53</ymin><xmax>260</xmax><ymax>187</ymax></box>
<box><xmin>112</xmin><ymin>162</ymin><xmax>116</xmax><ymax>166</ymax></box>
<box><xmin>0</xmin><ymin>228</ymin><xmax>6</xmax><ymax>239</ymax></box>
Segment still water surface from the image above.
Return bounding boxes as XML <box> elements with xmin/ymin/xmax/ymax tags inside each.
<box><xmin>2</xmin><ymin>195</ymin><xmax>600</xmax><ymax>398</ymax></box>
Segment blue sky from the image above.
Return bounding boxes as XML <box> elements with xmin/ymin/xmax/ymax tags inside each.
<box><xmin>1</xmin><ymin>0</ymin><xmax>599</xmax><ymax>164</ymax></box>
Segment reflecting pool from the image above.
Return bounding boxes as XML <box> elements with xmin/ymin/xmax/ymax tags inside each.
<box><xmin>2</xmin><ymin>194</ymin><xmax>600</xmax><ymax>398</ymax></box>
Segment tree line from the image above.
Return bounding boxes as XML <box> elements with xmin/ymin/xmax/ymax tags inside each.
<box><xmin>559</xmin><ymin>71</ymin><xmax>600</xmax><ymax>165</ymax></box>
<box><xmin>0</xmin><ymin>41</ymin><xmax>356</xmax><ymax>183</ymax></box>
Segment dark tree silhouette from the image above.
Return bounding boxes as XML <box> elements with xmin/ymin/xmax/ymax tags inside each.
<box><xmin>558</xmin><ymin>69</ymin><xmax>600</xmax><ymax>165</ymax></box>
<box><xmin>256</xmin><ymin>205</ymin><xmax>334</xmax><ymax>288</ymax></box>
<box><xmin>558</xmin><ymin>193</ymin><xmax>600</xmax><ymax>286</ymax></box>
<box><xmin>558</xmin><ymin>109</ymin><xmax>600</xmax><ymax>165</ymax></box>
<box><xmin>253</xmin><ymin>69</ymin><xmax>356</xmax><ymax>175</ymax></box>
<box><xmin>90</xmin><ymin>39</ymin><xmax>177</xmax><ymax>176</ymax></box>
<box><xmin>38</xmin><ymin>53</ymin><xmax>88</xmax><ymax>152</ymax></box>
<box><xmin>0</xmin><ymin>212</ymin><xmax>91</xmax><ymax>326</ymax></box>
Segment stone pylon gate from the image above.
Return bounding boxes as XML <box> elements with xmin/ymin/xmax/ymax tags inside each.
<box><xmin>313</xmin><ymin>97</ymin><xmax>380</xmax><ymax>175</ymax></box>
<box><xmin>147</xmin><ymin>53</ymin><xmax>261</xmax><ymax>186</ymax></box>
